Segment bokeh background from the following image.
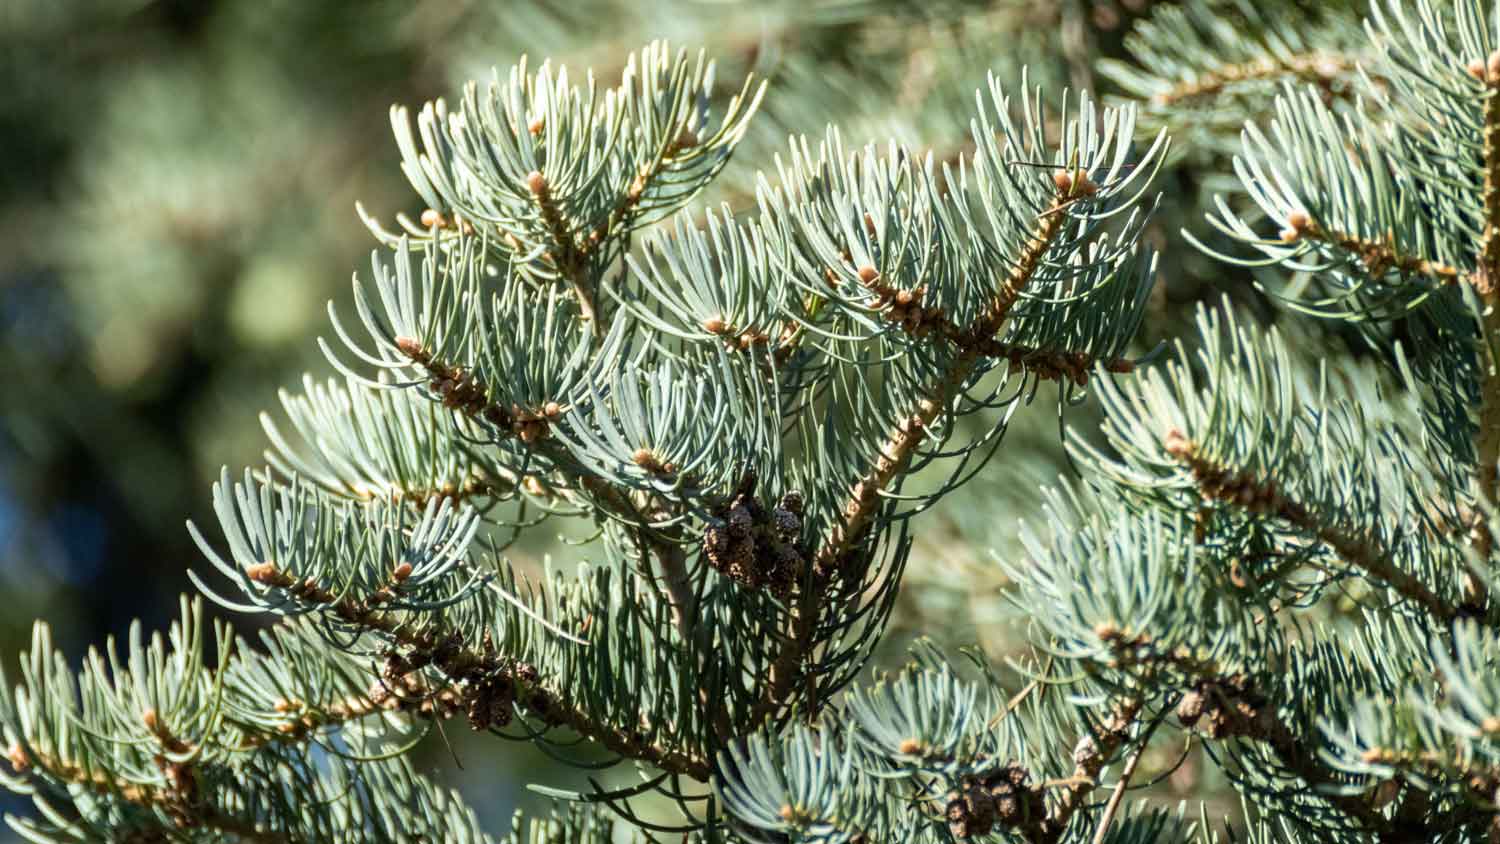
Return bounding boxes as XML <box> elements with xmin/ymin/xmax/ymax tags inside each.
<box><xmin>0</xmin><ymin>0</ymin><xmax>1348</xmax><ymax>835</ymax></box>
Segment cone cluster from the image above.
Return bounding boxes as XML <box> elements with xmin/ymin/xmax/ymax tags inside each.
<box><xmin>702</xmin><ymin>471</ymin><xmax>806</xmax><ymax>598</ymax></box>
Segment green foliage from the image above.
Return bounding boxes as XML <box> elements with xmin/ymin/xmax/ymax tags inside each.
<box><xmin>12</xmin><ymin>1</ymin><xmax>1500</xmax><ymax>842</ymax></box>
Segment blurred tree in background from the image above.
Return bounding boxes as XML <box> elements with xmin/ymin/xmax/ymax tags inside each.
<box><xmin>0</xmin><ymin>0</ymin><xmax>1360</xmax><ymax>835</ymax></box>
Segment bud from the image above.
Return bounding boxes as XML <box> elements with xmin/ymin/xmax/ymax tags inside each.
<box><xmin>1163</xmin><ymin>428</ymin><xmax>1191</xmax><ymax>457</ymax></box>
<box><xmin>392</xmin><ymin>562</ymin><xmax>414</xmax><ymax>583</ymax></box>
<box><xmin>394</xmin><ymin>336</ymin><xmax>424</xmax><ymax>358</ymax></box>
<box><xmin>1053</xmin><ymin>170</ymin><xmax>1073</xmax><ymax>194</ymax></box>
<box><xmin>526</xmin><ymin>170</ymin><xmax>548</xmax><ymax>196</ymax></box>
<box><xmin>1488</xmin><ymin>49</ymin><xmax>1500</xmax><ymax>83</ymax></box>
<box><xmin>544</xmin><ymin>401</ymin><xmax>562</xmax><ymax>419</ymax></box>
<box><xmin>858</xmin><ymin>265</ymin><xmax>879</xmax><ymax>284</ymax></box>
<box><xmin>528</xmin><ymin>116</ymin><xmax>545</xmax><ymax>135</ymax></box>
<box><xmin>419</xmin><ymin>209</ymin><xmax>446</xmax><ymax>228</ymax></box>
<box><xmin>6</xmin><ymin>744</ymin><xmax>28</xmax><ymax>773</ymax></box>
<box><xmin>1470</xmin><ymin>57</ymin><xmax>1488</xmax><ymax>81</ymax></box>
<box><xmin>702</xmin><ymin>316</ymin><xmax>726</xmax><ymax>334</ymax></box>
<box><xmin>898</xmin><ymin>738</ymin><xmax>923</xmax><ymax>755</ymax></box>
<box><xmin>143</xmin><ymin>708</ymin><xmax>160</xmax><ymax>733</ymax></box>
<box><xmin>1176</xmin><ymin>690</ymin><xmax>1206</xmax><ymax>726</ymax></box>
<box><xmin>246</xmin><ymin>562</ymin><xmax>279</xmax><ymax>583</ymax></box>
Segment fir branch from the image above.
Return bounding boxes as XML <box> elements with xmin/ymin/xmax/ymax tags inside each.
<box><xmin>1151</xmin><ymin>51</ymin><xmax>1358</xmax><ymax>108</ymax></box>
<box><xmin>242</xmin><ymin>562</ymin><xmax>711</xmax><ymax>780</ymax></box>
<box><xmin>856</xmin><ymin>263</ymin><xmax>1137</xmax><ymax>384</ymax></box>
<box><xmin>396</xmin><ymin>337</ymin><xmax>563</xmax><ymax>445</ymax></box>
<box><xmin>1163</xmin><ymin>428</ymin><xmax>1462</xmax><ymax>623</ymax></box>
<box><xmin>526</xmin><ymin>169</ymin><xmax>602</xmax><ymax>334</ymax></box>
<box><xmin>8</xmin><ymin>747</ymin><xmax>289</xmax><ymax>843</ymax></box>
<box><xmin>1038</xmin><ymin>699</ymin><xmax>1142</xmax><ymax>844</ymax></box>
<box><xmin>1284</xmin><ymin>214</ymin><xmax>1464</xmax><ymax>287</ymax></box>
<box><xmin>1474</xmin><ymin>56</ymin><xmax>1500</xmax><ymax>527</ymax></box>
<box><xmin>1172</xmin><ymin>672</ymin><xmax>1391</xmax><ymax>832</ymax></box>
<box><xmin>393</xmin><ymin>336</ymin><xmax>707</xmax><ymax>645</ymax></box>
<box><xmin>760</xmin><ymin>181</ymin><xmax>1082</xmax><ymax>724</ymax></box>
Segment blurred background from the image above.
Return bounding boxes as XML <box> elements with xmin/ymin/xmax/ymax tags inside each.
<box><xmin>0</xmin><ymin>0</ymin><xmax>1349</xmax><ymax>834</ymax></box>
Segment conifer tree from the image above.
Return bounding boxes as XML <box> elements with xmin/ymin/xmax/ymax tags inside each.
<box><xmin>6</xmin><ymin>2</ymin><xmax>1500</xmax><ymax>842</ymax></box>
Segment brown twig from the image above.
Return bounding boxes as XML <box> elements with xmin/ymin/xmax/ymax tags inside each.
<box><xmin>761</xmin><ymin>180</ymin><xmax>1082</xmax><ymax>725</ymax></box>
<box><xmin>1164</xmin><ymin>429</ymin><xmax>1462</xmax><ymax>623</ymax></box>
<box><xmin>244</xmin><ymin>562</ymin><xmax>711</xmax><ymax>780</ymax></box>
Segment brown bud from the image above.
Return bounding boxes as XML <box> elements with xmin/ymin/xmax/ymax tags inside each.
<box><xmin>528</xmin><ymin>116</ymin><xmax>545</xmax><ymax>135</ymax></box>
<box><xmin>779</xmin><ymin>804</ymin><xmax>796</xmax><ymax>822</ymax></box>
<box><xmin>1286</xmin><ymin>209</ymin><xmax>1310</xmax><ymax>233</ymax></box>
<box><xmin>6</xmin><ymin>744</ymin><xmax>28</xmax><ymax>773</ymax></box>
<box><xmin>1470</xmin><ymin>58</ymin><xmax>1489</xmax><ymax>80</ymax></box>
<box><xmin>1093</xmin><ymin>620</ymin><xmax>1121</xmax><ymax>641</ymax></box>
<box><xmin>392</xmin><ymin>562</ymin><xmax>414</xmax><ymax>583</ymax></box>
<box><xmin>1488</xmin><ymin>49</ymin><xmax>1500</xmax><ymax>83</ymax></box>
<box><xmin>1053</xmin><ymin>170</ymin><xmax>1073</xmax><ymax>194</ymax></box>
<box><xmin>1279</xmin><ymin>227</ymin><xmax>1301</xmax><ymax>243</ymax></box>
<box><xmin>1163</xmin><ymin>428</ymin><xmax>1191</xmax><ymax>458</ymax></box>
<box><xmin>143</xmin><ymin>708</ymin><xmax>160</xmax><ymax>733</ymax></box>
<box><xmin>246</xmin><ymin>562</ymin><xmax>279</xmax><ymax>584</ymax></box>
<box><xmin>898</xmin><ymin>738</ymin><xmax>923</xmax><ymax>755</ymax></box>
<box><xmin>544</xmin><ymin>401</ymin><xmax>562</xmax><ymax>419</ymax></box>
<box><xmin>702</xmin><ymin>316</ymin><xmax>726</xmax><ymax>334</ymax></box>
<box><xmin>526</xmin><ymin>170</ymin><xmax>548</xmax><ymax>196</ymax></box>
<box><xmin>632</xmin><ymin>448</ymin><xmax>656</xmax><ymax>468</ymax></box>
<box><xmin>420</xmin><ymin>209</ymin><xmax>446</xmax><ymax>228</ymax></box>
<box><xmin>394</xmin><ymin>336</ymin><xmax>424</xmax><ymax>358</ymax></box>
<box><xmin>1176</xmin><ymin>690</ymin><xmax>1205</xmax><ymax>725</ymax></box>
<box><xmin>1075</xmin><ymin>174</ymin><xmax>1099</xmax><ymax>196</ymax></box>
<box><xmin>857</xmin><ymin>265</ymin><xmax>880</xmax><ymax>284</ymax></box>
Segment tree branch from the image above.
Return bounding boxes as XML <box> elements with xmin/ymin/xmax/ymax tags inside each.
<box><xmin>762</xmin><ymin>180</ymin><xmax>1081</xmax><ymax>723</ymax></box>
<box><xmin>244</xmin><ymin>562</ymin><xmax>712</xmax><ymax>781</ymax></box>
<box><xmin>1164</xmin><ymin>429</ymin><xmax>1463</xmax><ymax>623</ymax></box>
